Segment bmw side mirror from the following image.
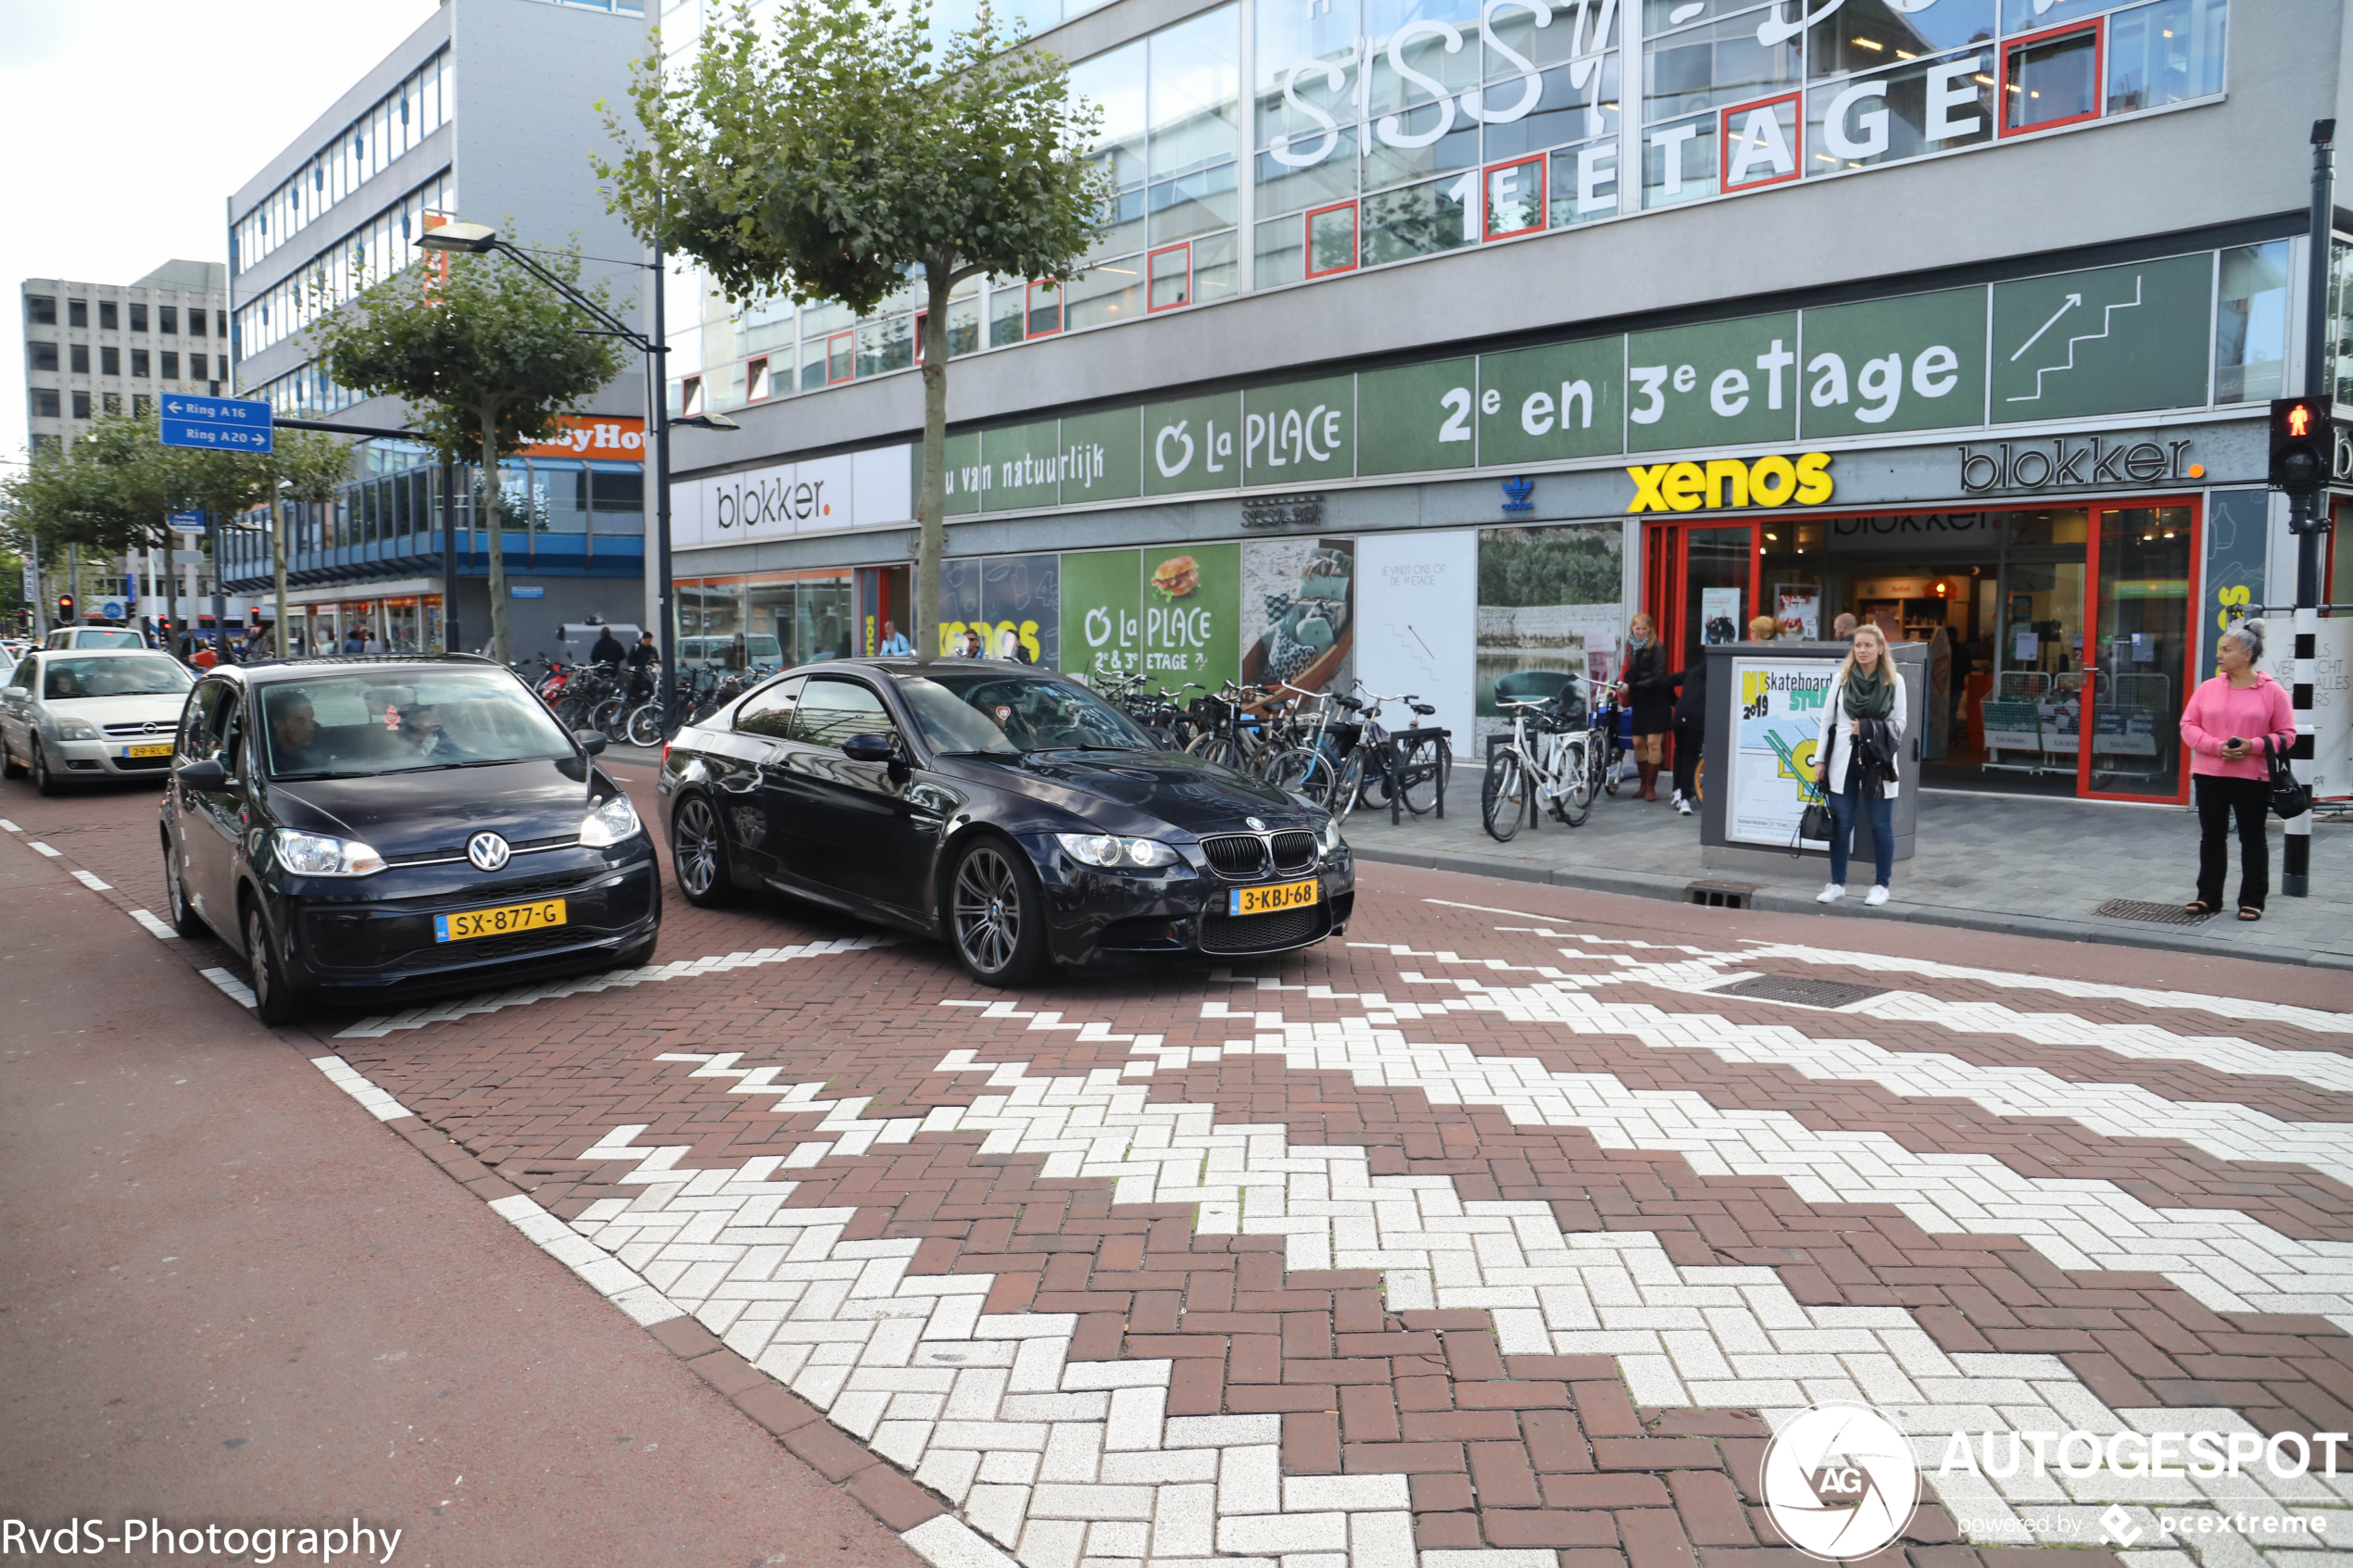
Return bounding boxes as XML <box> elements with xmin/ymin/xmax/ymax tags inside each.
<box><xmin>842</xmin><ymin>732</ymin><xmax>897</xmax><ymax>763</ymax></box>
<box><xmin>175</xmin><ymin>759</ymin><xmax>227</xmax><ymax>788</ymax></box>
<box><xmin>574</xmin><ymin>728</ymin><xmax>609</xmax><ymax>755</ymax></box>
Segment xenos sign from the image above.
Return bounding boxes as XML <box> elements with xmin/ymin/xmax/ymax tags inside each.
<box><xmin>1627</xmin><ymin>452</ymin><xmax>1832</xmax><ymax>513</ymax></box>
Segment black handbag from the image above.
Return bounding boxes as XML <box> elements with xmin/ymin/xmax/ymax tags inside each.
<box><xmin>2265</xmin><ymin>735</ymin><xmax>2310</xmax><ymax>820</ymax></box>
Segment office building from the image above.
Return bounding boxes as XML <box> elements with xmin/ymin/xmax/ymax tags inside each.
<box><xmin>216</xmin><ymin>0</ymin><xmax>651</xmax><ymax>656</ymax></box>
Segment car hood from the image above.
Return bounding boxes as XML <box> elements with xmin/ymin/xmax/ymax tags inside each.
<box><xmin>265</xmin><ymin>759</ymin><xmax>606</xmax><ymax>857</ymax></box>
<box><xmin>956</xmin><ymin>748</ymin><xmax>1315</xmax><ymax>835</ymax></box>
<box><xmin>43</xmin><ymin>694</ymin><xmax>188</xmax><ymax>730</ymax></box>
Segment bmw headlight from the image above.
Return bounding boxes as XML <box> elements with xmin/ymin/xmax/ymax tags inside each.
<box><xmin>274</xmin><ymin>828</ymin><xmax>386</xmax><ymax>876</ymax></box>
<box><xmin>54</xmin><ymin>718</ymin><xmax>100</xmax><ymax>741</ymax></box>
<box><xmin>1056</xmin><ymin>833</ymin><xmax>1180</xmax><ymax>869</ymax></box>
<box><xmin>579</xmin><ymin>793</ymin><xmax>644</xmax><ymax>847</ymax></box>
<box><xmin>1319</xmin><ymin>815</ymin><xmax>1344</xmax><ymax>854</ymax></box>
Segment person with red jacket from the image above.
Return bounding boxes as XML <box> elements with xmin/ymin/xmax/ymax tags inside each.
<box><xmin>2178</xmin><ymin>621</ymin><xmax>2296</xmax><ymax>922</ymax></box>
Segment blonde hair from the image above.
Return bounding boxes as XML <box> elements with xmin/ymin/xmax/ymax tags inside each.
<box><xmin>1836</xmin><ymin>624</ymin><xmax>1898</xmax><ymax>689</ymax></box>
<box><xmin>1747</xmin><ymin>614</ymin><xmax>1778</xmax><ymax>639</ymax></box>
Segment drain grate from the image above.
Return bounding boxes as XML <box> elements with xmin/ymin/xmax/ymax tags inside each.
<box><xmin>1687</xmin><ymin>881</ymin><xmax>1755</xmax><ymax>910</ymax></box>
<box><xmin>2093</xmin><ymin>898</ymin><xmax>2212</xmax><ymax>927</ymax></box>
<box><xmin>1711</xmin><ymin>973</ymin><xmax>1889</xmax><ymax>1009</ymax></box>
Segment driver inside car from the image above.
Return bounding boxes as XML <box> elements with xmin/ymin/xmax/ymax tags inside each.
<box><xmin>266</xmin><ymin>690</ymin><xmax>328</xmax><ymax>772</ymax></box>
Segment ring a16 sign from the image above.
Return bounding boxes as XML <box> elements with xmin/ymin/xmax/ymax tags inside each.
<box><xmin>1760</xmin><ymin>1404</ymin><xmax>1920</xmax><ymax>1562</ymax></box>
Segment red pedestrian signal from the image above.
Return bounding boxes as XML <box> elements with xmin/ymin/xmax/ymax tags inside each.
<box><xmin>55</xmin><ymin>593</ymin><xmax>75</xmax><ymax>623</ymax></box>
<box><xmin>2270</xmin><ymin>396</ymin><xmax>2334</xmax><ymax>496</ymax></box>
<box><xmin>2286</xmin><ymin>403</ymin><xmax>2313</xmax><ymax>437</ymax></box>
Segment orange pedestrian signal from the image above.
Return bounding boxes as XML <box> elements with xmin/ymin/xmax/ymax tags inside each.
<box><xmin>2286</xmin><ymin>404</ymin><xmax>2312</xmax><ymax>437</ymax></box>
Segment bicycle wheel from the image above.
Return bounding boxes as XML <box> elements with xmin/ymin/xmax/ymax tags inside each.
<box><xmin>1557</xmin><ymin>736</ymin><xmax>1594</xmax><ymax>826</ymax></box>
<box><xmin>1188</xmin><ymin>733</ymin><xmax>1242</xmax><ymax>771</ymax></box>
<box><xmin>625</xmin><ymin>702</ymin><xmax>664</xmax><ymax>747</ymax></box>
<box><xmin>1264</xmin><ymin>746</ymin><xmax>1336</xmax><ymax>806</ymax></box>
<box><xmin>1481</xmin><ymin>750</ymin><xmax>1529</xmax><ymax>843</ymax></box>
<box><xmin>1403</xmin><ymin>742</ymin><xmax>1450</xmax><ymax>816</ymax></box>
<box><xmin>1331</xmin><ymin>750</ymin><xmax>1366</xmax><ymax>822</ymax></box>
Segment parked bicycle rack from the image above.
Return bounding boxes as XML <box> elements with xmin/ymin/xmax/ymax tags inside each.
<box><xmin>1388</xmin><ymin>729</ymin><xmax>1452</xmax><ymax>824</ymax></box>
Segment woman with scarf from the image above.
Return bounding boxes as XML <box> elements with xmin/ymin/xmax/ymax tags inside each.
<box><xmin>1812</xmin><ymin>623</ymin><xmax>1907</xmax><ymax>906</ymax></box>
<box><xmin>1616</xmin><ymin>612</ymin><xmax>1676</xmax><ymax>802</ymax></box>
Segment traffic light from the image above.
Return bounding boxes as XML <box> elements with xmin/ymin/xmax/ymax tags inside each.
<box><xmin>2270</xmin><ymin>395</ymin><xmax>2333</xmax><ymax>495</ymax></box>
<box><xmin>55</xmin><ymin>593</ymin><xmax>75</xmax><ymax>623</ymax></box>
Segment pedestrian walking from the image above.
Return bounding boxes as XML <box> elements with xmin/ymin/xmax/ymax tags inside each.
<box><xmin>1615</xmin><ymin>612</ymin><xmax>1675</xmax><ymax>801</ymax></box>
<box><xmin>2178</xmin><ymin>620</ymin><xmax>2295</xmax><ymax>922</ymax></box>
<box><xmin>1812</xmin><ymin>623</ymin><xmax>1907</xmax><ymax>907</ymax></box>
<box><xmin>1669</xmin><ymin>654</ymin><xmax>1705</xmax><ymax>818</ymax></box>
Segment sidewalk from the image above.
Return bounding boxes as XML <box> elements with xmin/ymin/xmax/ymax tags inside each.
<box><xmin>1341</xmin><ymin>774</ymin><xmax>2353</xmax><ymax>969</ymax></box>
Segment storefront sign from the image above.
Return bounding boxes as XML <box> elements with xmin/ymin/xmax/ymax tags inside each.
<box><xmin>1627</xmin><ymin>453</ymin><xmax>1832</xmax><ymax>513</ymax></box>
<box><xmin>517</xmin><ymin>416</ymin><xmax>645</xmax><ymax>461</ymax></box>
<box><xmin>1727</xmin><ymin>658</ymin><xmax>1833</xmax><ymax>847</ymax></box>
<box><xmin>673</xmin><ymin>445</ymin><xmax>913</xmax><ymax>549</ymax></box>
<box><xmin>1240</xmin><ymin>494</ymin><xmax>1325</xmax><ymax>530</ymax></box>
<box><xmin>1957</xmin><ymin>435</ymin><xmax>2198</xmax><ymax>494</ymax></box>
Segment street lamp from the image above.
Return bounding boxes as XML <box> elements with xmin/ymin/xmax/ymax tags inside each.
<box><xmin>414</xmin><ymin>220</ymin><xmax>736</xmax><ymax>707</ymax></box>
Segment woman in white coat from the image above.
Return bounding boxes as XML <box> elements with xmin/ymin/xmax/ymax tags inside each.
<box><xmin>1812</xmin><ymin>624</ymin><xmax>1907</xmax><ymax>906</ymax></box>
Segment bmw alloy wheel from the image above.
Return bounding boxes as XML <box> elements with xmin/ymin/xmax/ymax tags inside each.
<box><xmin>951</xmin><ymin>845</ymin><xmax>1022</xmax><ymax>976</ymax></box>
<box><xmin>673</xmin><ymin>797</ymin><xmax>721</xmax><ymax>899</ymax></box>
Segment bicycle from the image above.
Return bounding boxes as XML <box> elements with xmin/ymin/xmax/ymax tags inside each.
<box><xmin>1481</xmin><ymin>693</ymin><xmax>1581</xmax><ymax>842</ymax></box>
<box><xmin>1185</xmin><ymin>680</ymin><xmax>1281</xmax><ymax>775</ymax></box>
<box><xmin>1347</xmin><ymin>685</ymin><xmax>1447</xmax><ymax>822</ymax></box>
<box><xmin>1261</xmin><ymin>683</ymin><xmax>1358</xmax><ymax>808</ymax></box>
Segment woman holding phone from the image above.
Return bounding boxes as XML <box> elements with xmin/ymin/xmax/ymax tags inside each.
<box><xmin>2178</xmin><ymin>621</ymin><xmax>2295</xmax><ymax>921</ymax></box>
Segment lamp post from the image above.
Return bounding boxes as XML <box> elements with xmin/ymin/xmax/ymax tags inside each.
<box><xmin>415</xmin><ymin>221</ymin><xmax>737</xmax><ymax>709</ymax></box>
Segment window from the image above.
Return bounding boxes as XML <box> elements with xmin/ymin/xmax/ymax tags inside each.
<box><xmin>31</xmin><ymin>389</ymin><xmax>59</xmax><ymax>418</ymax></box>
<box><xmin>1066</xmin><ymin>260</ymin><xmax>1143</xmax><ymax>330</ymax></box>
<box><xmin>29</xmin><ymin>342</ymin><xmax>57</xmax><ymax>372</ymax></box>
<box><xmin>789</xmin><ymin>677</ymin><xmax>894</xmax><ymax>746</ymax></box>
<box><xmin>70</xmin><ymin>391</ymin><xmax>90</xmax><ymax>418</ymax></box>
<box><xmin>1027</xmin><ymin>281</ymin><xmax>1063</xmax><ymax>337</ymax></box>
<box><xmin>69</xmin><ymin>345</ymin><xmax>88</xmax><ymax>373</ymax></box>
<box><xmin>2215</xmin><ymin>239</ymin><xmax>2287</xmax><ymax>404</ymax></box>
<box><xmin>825</xmin><ymin>331</ymin><xmax>854</xmax><ymax>384</ymax></box>
<box><xmin>31</xmin><ymin>434</ymin><xmax>57</xmax><ymax>454</ymax></box>
<box><xmin>1362</xmin><ymin>174</ymin><xmax>1477</xmax><ymax>267</ymax></box>
<box><xmin>216</xmin><ymin>311</ymin><xmax>226</xmax><ymax>336</ymax></box>
<box><xmin>746</xmin><ymin>356</ymin><xmax>772</xmax><ymax>400</ymax></box>
<box><xmin>1306</xmin><ymin>201</ymin><xmax>1359</xmax><ymax>277</ymax></box>
<box><xmin>68</xmin><ymin>300</ymin><xmax>86</xmax><ymax>328</ymax></box>
<box><xmin>98</xmin><ymin>301</ymin><xmax>118</xmax><ymax>330</ymax></box>
<box><xmin>679</xmin><ymin>374</ymin><xmax>704</xmax><ymax>415</ymax></box>
<box><xmin>2002</xmin><ymin>23</ymin><xmax>2101</xmax><ymax>133</ymax></box>
<box><xmin>734</xmin><ymin>675</ymin><xmax>804</xmax><ymax>739</ymax></box>
<box><xmin>159</xmin><ymin>306</ymin><xmax>178</xmax><ymax>334</ymax></box>
<box><xmin>104</xmin><ymin>393</ymin><xmax>122</xmax><ymax>414</ymax></box>
<box><xmin>2105</xmin><ymin>0</ymin><xmax>2225</xmax><ymax>112</ymax></box>
<box><xmin>188</xmin><ymin>353</ymin><xmax>207</xmax><ymax>380</ymax></box>
<box><xmin>26</xmin><ymin>295</ymin><xmax>55</xmax><ymax>325</ymax></box>
<box><xmin>129</xmin><ymin>303</ymin><xmax>149</xmax><ymax>332</ymax></box>
<box><xmin>101</xmin><ymin>346</ymin><xmax>120</xmax><ymax>375</ymax></box>
<box><xmin>161</xmin><ymin>352</ymin><xmax>181</xmax><ymax>380</ymax></box>
<box><xmin>131</xmin><ymin>350</ymin><xmax>151</xmax><ymax>378</ymax></box>
<box><xmin>1484</xmin><ymin>155</ymin><xmax>1548</xmax><ymax>236</ymax></box>
<box><xmin>132</xmin><ymin>395</ymin><xmax>152</xmax><ymax>416</ymax></box>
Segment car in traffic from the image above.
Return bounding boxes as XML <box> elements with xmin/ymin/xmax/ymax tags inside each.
<box><xmin>159</xmin><ymin>655</ymin><xmax>661</xmax><ymax>1023</ymax></box>
<box><xmin>44</xmin><ymin>627</ymin><xmax>150</xmax><ymax>650</ymax></box>
<box><xmin>656</xmin><ymin>659</ymin><xmax>1353</xmax><ymax>985</ymax></box>
<box><xmin>2</xmin><ymin>646</ymin><xmax>197</xmax><ymax>793</ymax></box>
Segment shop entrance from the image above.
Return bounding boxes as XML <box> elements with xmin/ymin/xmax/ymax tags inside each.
<box><xmin>857</xmin><ymin>565</ymin><xmax>912</xmax><ymax>656</ymax></box>
<box><xmin>1655</xmin><ymin>496</ymin><xmax>2199</xmax><ymax>805</ymax></box>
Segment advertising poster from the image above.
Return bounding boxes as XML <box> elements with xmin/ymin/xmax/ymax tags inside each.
<box><xmin>2259</xmin><ymin>617</ymin><xmax>2353</xmax><ymax>800</ymax></box>
<box><xmin>1700</xmin><ymin>587</ymin><xmax>1743</xmax><ymax>645</ymax></box>
<box><xmin>1728</xmin><ymin>657</ymin><xmax>1835</xmax><ymax>847</ymax></box>
<box><xmin>1241</xmin><ymin>538</ymin><xmax>1355</xmax><ymax>696</ymax></box>
<box><xmin>1140</xmin><ymin>543</ymin><xmax>1239</xmax><ymax>696</ymax></box>
<box><xmin>1774</xmin><ymin>585</ymin><xmax>1821</xmax><ymax>641</ymax></box>
<box><xmin>1475</xmin><ymin>524</ymin><xmax>1623</xmax><ymax>742</ymax></box>
<box><xmin>1356</xmin><ymin>531</ymin><xmax>1477</xmax><ymax>752</ymax></box>
<box><xmin>1060</xmin><ymin>549</ymin><xmax>1142</xmax><ymax>679</ymax></box>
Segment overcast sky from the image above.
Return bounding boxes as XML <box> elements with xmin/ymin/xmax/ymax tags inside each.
<box><xmin>0</xmin><ymin>0</ymin><xmax>445</xmax><ymax>469</ymax></box>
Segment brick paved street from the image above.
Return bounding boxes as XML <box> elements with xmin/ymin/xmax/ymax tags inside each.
<box><xmin>5</xmin><ymin>772</ymin><xmax>2349</xmax><ymax>1568</ymax></box>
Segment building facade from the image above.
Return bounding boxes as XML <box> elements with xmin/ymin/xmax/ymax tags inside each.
<box><xmin>669</xmin><ymin>0</ymin><xmax>2346</xmax><ymax>813</ymax></box>
<box><xmin>219</xmin><ymin>0</ymin><xmax>652</xmax><ymax>655</ymax></box>
<box><xmin>19</xmin><ymin>260</ymin><xmax>235</xmax><ymax>637</ymax></box>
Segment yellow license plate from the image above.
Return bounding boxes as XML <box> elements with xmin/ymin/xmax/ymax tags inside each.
<box><xmin>1229</xmin><ymin>879</ymin><xmax>1320</xmax><ymax>916</ymax></box>
<box><xmin>122</xmin><ymin>743</ymin><xmax>172</xmax><ymax>759</ymax></box>
<box><xmin>435</xmin><ymin>898</ymin><xmax>567</xmax><ymax>943</ymax></box>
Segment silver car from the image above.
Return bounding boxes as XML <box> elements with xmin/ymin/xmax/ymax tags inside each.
<box><xmin>1</xmin><ymin>648</ymin><xmax>196</xmax><ymax>795</ymax></box>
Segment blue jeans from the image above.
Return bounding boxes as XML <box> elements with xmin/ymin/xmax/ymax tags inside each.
<box><xmin>1828</xmin><ymin>784</ymin><xmax>1893</xmax><ymax>888</ymax></box>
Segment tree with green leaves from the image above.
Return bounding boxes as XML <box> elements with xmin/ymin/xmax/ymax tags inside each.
<box><xmin>599</xmin><ymin>0</ymin><xmax>1109</xmax><ymax>662</ymax></box>
<box><xmin>309</xmin><ymin>238</ymin><xmax>630</xmax><ymax>662</ymax></box>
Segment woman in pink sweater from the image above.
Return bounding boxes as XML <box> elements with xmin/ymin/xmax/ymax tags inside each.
<box><xmin>2177</xmin><ymin>621</ymin><xmax>2296</xmax><ymax>920</ymax></box>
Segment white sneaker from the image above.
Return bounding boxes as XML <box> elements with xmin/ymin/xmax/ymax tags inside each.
<box><xmin>1675</xmin><ymin>797</ymin><xmax>1692</xmax><ymax>817</ymax></box>
<box><xmin>1816</xmin><ymin>884</ymin><xmax>1845</xmax><ymax>904</ymax></box>
<box><xmin>1865</xmin><ymin>885</ymin><xmax>1891</xmax><ymax>906</ymax></box>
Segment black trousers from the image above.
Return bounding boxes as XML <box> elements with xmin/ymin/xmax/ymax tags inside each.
<box><xmin>2195</xmin><ymin>773</ymin><xmax>2271</xmax><ymax>911</ymax></box>
<box><xmin>1671</xmin><ymin>717</ymin><xmax>1704</xmax><ymax>797</ymax></box>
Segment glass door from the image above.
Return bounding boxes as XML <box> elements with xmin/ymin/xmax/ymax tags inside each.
<box><xmin>2082</xmin><ymin>500</ymin><xmax>2199</xmax><ymax>802</ymax></box>
<box><xmin>1644</xmin><ymin>521</ymin><xmax>1758</xmax><ymax>674</ymax></box>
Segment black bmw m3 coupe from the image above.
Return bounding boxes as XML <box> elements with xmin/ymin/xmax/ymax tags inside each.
<box><xmin>655</xmin><ymin>659</ymin><xmax>1353</xmax><ymax>985</ymax></box>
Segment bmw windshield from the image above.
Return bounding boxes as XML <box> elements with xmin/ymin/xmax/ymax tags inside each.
<box><xmin>898</xmin><ymin>671</ymin><xmax>1156</xmax><ymax>757</ymax></box>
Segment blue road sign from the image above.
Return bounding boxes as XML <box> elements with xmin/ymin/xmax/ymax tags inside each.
<box><xmin>510</xmin><ymin>585</ymin><xmax>546</xmax><ymax>599</ymax></box>
<box><xmin>101</xmin><ymin>600</ymin><xmax>126</xmax><ymax>621</ymax></box>
<box><xmin>157</xmin><ymin>393</ymin><xmax>273</xmax><ymax>454</ymax></box>
<box><xmin>168</xmin><ymin>509</ymin><xmax>205</xmax><ymax>530</ymax></box>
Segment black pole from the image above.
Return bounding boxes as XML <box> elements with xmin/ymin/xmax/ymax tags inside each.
<box><xmin>2284</xmin><ymin>120</ymin><xmax>2335</xmax><ymax>898</ymax></box>
<box><xmin>442</xmin><ymin>458</ymin><xmax>461</xmax><ymax>655</ymax></box>
<box><xmin>207</xmin><ymin>516</ymin><xmax>229</xmax><ymax>663</ymax></box>
<box><xmin>651</xmin><ymin>248</ymin><xmax>675</xmax><ymax>712</ymax></box>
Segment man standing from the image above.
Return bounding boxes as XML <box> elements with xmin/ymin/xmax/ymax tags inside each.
<box><xmin>589</xmin><ymin>622</ymin><xmax>626</xmax><ymax>668</ymax></box>
<box><xmin>625</xmin><ymin>630</ymin><xmax>660</xmax><ymax>702</ymax></box>
<box><xmin>877</xmin><ymin>619</ymin><xmax>912</xmax><ymax>657</ymax></box>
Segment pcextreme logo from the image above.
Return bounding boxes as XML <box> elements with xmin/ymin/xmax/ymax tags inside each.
<box><xmin>1628</xmin><ymin>452</ymin><xmax>1832</xmax><ymax>513</ymax></box>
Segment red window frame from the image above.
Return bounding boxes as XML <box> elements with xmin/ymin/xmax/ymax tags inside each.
<box><xmin>1147</xmin><ymin>243</ymin><xmax>1193</xmax><ymax>312</ymax></box>
<box><xmin>1999</xmin><ymin>20</ymin><xmax>2104</xmax><ymax>137</ymax></box>
<box><xmin>824</xmin><ymin>330</ymin><xmax>854</xmax><ymax>385</ymax></box>
<box><xmin>1481</xmin><ymin>155</ymin><xmax>1548</xmax><ymax>240</ymax></box>
<box><xmin>679</xmin><ymin>375</ymin><xmax>704</xmax><ymax>417</ymax></box>
<box><xmin>1718</xmin><ymin>91</ymin><xmax>1803</xmax><ymax>192</ymax></box>
<box><xmin>1304</xmin><ymin>201</ymin><xmax>1359</xmax><ymax>279</ymax></box>
<box><xmin>746</xmin><ymin>356</ymin><xmax>772</xmax><ymax>401</ymax></box>
<box><xmin>1026</xmin><ymin>280</ymin><xmax>1063</xmax><ymax>338</ymax></box>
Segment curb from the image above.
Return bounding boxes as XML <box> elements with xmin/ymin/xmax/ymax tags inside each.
<box><xmin>1343</xmin><ymin>841</ymin><xmax>2353</xmax><ymax>972</ymax></box>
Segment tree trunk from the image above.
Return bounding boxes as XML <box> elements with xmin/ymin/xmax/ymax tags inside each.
<box><xmin>480</xmin><ymin>408</ymin><xmax>510</xmax><ymax>663</ymax></box>
<box><xmin>915</xmin><ymin>266</ymin><xmax>952</xmax><ymax>666</ymax></box>
<box><xmin>272</xmin><ymin>494</ymin><xmax>290</xmax><ymax>659</ymax></box>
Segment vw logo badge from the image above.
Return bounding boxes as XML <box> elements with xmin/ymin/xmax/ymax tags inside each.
<box><xmin>467</xmin><ymin>832</ymin><xmax>511</xmax><ymax>872</ymax></box>
<box><xmin>1245</xmin><ymin>816</ymin><xmax>1266</xmax><ymax>831</ymax></box>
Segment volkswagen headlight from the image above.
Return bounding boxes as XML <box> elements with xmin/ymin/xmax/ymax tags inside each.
<box><xmin>579</xmin><ymin>793</ymin><xmax>644</xmax><ymax>847</ymax></box>
<box><xmin>1319</xmin><ymin>815</ymin><xmax>1344</xmax><ymax>854</ymax></box>
<box><xmin>274</xmin><ymin>828</ymin><xmax>386</xmax><ymax>876</ymax></box>
<box><xmin>54</xmin><ymin>717</ymin><xmax>100</xmax><ymax>741</ymax></box>
<box><xmin>1056</xmin><ymin>833</ymin><xmax>1180</xmax><ymax>869</ymax></box>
